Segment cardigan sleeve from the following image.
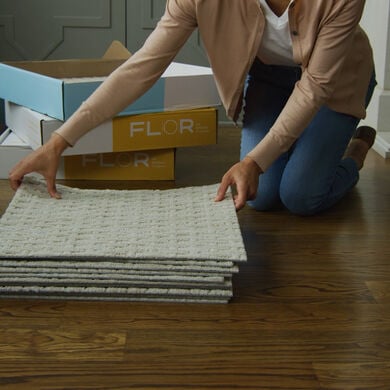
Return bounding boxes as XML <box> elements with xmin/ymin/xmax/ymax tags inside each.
<box><xmin>55</xmin><ymin>0</ymin><xmax>197</xmax><ymax>146</ymax></box>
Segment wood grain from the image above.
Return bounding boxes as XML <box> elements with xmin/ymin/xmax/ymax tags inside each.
<box><xmin>0</xmin><ymin>127</ymin><xmax>389</xmax><ymax>389</ymax></box>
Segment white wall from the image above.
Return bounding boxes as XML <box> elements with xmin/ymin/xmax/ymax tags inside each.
<box><xmin>361</xmin><ymin>1</ymin><xmax>390</xmax><ymax>158</ymax></box>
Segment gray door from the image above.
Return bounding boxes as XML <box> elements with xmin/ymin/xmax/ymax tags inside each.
<box><xmin>0</xmin><ymin>0</ymin><xmax>126</xmax><ymax>60</ymax></box>
<box><xmin>126</xmin><ymin>0</ymin><xmax>208</xmax><ymax>66</ymax></box>
<box><xmin>0</xmin><ymin>0</ymin><xmax>207</xmax><ymax>64</ymax></box>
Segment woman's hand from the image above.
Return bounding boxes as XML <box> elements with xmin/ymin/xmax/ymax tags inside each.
<box><xmin>8</xmin><ymin>133</ymin><xmax>69</xmax><ymax>198</ymax></box>
<box><xmin>215</xmin><ymin>156</ymin><xmax>263</xmax><ymax>211</ymax></box>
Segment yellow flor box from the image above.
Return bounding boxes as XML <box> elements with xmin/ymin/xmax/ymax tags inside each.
<box><xmin>112</xmin><ymin>107</ymin><xmax>217</xmax><ymax>152</ymax></box>
<box><xmin>0</xmin><ymin>130</ymin><xmax>174</xmax><ymax>180</ymax></box>
<box><xmin>5</xmin><ymin>101</ymin><xmax>217</xmax><ymax>156</ymax></box>
<box><xmin>62</xmin><ymin>149</ymin><xmax>175</xmax><ymax>180</ymax></box>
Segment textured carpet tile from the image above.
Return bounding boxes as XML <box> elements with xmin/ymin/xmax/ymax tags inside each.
<box><xmin>0</xmin><ymin>260</ymin><xmax>239</xmax><ymax>275</ymax></box>
<box><xmin>0</xmin><ymin>285</ymin><xmax>233</xmax><ymax>302</ymax></box>
<box><xmin>0</xmin><ymin>277</ymin><xmax>231</xmax><ymax>290</ymax></box>
<box><xmin>0</xmin><ymin>272</ymin><xmax>229</xmax><ymax>287</ymax></box>
<box><xmin>0</xmin><ymin>178</ymin><xmax>247</xmax><ymax>263</ymax></box>
<box><xmin>0</xmin><ymin>178</ymin><xmax>247</xmax><ymax>303</ymax></box>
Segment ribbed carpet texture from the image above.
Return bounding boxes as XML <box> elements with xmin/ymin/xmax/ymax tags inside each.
<box><xmin>0</xmin><ymin>178</ymin><xmax>247</xmax><ymax>303</ymax></box>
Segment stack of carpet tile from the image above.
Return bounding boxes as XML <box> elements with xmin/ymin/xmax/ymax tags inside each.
<box><xmin>0</xmin><ymin>178</ymin><xmax>247</xmax><ymax>303</ymax></box>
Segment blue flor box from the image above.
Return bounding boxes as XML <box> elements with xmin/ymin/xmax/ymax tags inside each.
<box><xmin>0</xmin><ymin>41</ymin><xmax>220</xmax><ymax>121</ymax></box>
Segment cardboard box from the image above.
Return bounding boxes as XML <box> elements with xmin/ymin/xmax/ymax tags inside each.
<box><xmin>0</xmin><ymin>130</ymin><xmax>175</xmax><ymax>180</ymax></box>
<box><xmin>0</xmin><ymin>41</ymin><xmax>220</xmax><ymax>121</ymax></box>
<box><xmin>62</xmin><ymin>149</ymin><xmax>175</xmax><ymax>181</ymax></box>
<box><xmin>5</xmin><ymin>101</ymin><xmax>217</xmax><ymax>156</ymax></box>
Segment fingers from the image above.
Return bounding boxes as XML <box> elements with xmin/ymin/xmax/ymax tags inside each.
<box><xmin>215</xmin><ymin>172</ymin><xmax>247</xmax><ymax>211</ymax></box>
<box><xmin>8</xmin><ymin>151</ymin><xmax>61</xmax><ymax>199</ymax></box>
<box><xmin>9</xmin><ymin>167</ymin><xmax>23</xmax><ymax>191</ymax></box>
<box><xmin>215</xmin><ymin>176</ymin><xmax>231</xmax><ymax>202</ymax></box>
<box><xmin>46</xmin><ymin>175</ymin><xmax>61</xmax><ymax>199</ymax></box>
<box><xmin>9</xmin><ymin>174</ymin><xmax>23</xmax><ymax>191</ymax></box>
<box><xmin>246</xmin><ymin>182</ymin><xmax>258</xmax><ymax>200</ymax></box>
<box><xmin>8</xmin><ymin>161</ymin><xmax>30</xmax><ymax>191</ymax></box>
<box><xmin>234</xmin><ymin>182</ymin><xmax>259</xmax><ymax>210</ymax></box>
<box><xmin>9</xmin><ymin>168</ymin><xmax>60</xmax><ymax>199</ymax></box>
<box><xmin>215</xmin><ymin>159</ymin><xmax>261</xmax><ymax>210</ymax></box>
<box><xmin>233</xmin><ymin>181</ymin><xmax>248</xmax><ymax>211</ymax></box>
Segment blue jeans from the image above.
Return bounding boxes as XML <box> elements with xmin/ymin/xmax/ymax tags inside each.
<box><xmin>240</xmin><ymin>59</ymin><xmax>377</xmax><ymax>215</ymax></box>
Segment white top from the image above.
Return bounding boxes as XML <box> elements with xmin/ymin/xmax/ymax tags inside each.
<box><xmin>257</xmin><ymin>0</ymin><xmax>296</xmax><ymax>66</ymax></box>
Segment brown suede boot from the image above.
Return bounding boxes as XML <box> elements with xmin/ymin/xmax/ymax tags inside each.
<box><xmin>343</xmin><ymin>126</ymin><xmax>376</xmax><ymax>170</ymax></box>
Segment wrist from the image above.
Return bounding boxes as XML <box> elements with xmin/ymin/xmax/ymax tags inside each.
<box><xmin>243</xmin><ymin>156</ymin><xmax>263</xmax><ymax>175</ymax></box>
<box><xmin>48</xmin><ymin>133</ymin><xmax>70</xmax><ymax>155</ymax></box>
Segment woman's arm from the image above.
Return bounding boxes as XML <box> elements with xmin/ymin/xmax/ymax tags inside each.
<box><xmin>55</xmin><ymin>0</ymin><xmax>197</xmax><ymax>146</ymax></box>
<box><xmin>9</xmin><ymin>0</ymin><xmax>197</xmax><ymax>195</ymax></box>
<box><xmin>217</xmin><ymin>0</ymin><xmax>367</xmax><ymax>209</ymax></box>
<box><xmin>247</xmin><ymin>0</ymin><xmax>367</xmax><ymax>171</ymax></box>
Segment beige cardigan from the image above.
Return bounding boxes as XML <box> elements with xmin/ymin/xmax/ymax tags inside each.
<box><xmin>56</xmin><ymin>0</ymin><xmax>374</xmax><ymax>172</ymax></box>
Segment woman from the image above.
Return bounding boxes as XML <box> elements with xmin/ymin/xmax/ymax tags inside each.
<box><xmin>9</xmin><ymin>0</ymin><xmax>376</xmax><ymax>215</ymax></box>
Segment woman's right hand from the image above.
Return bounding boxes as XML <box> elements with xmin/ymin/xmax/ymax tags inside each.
<box><xmin>8</xmin><ymin>133</ymin><xmax>69</xmax><ymax>198</ymax></box>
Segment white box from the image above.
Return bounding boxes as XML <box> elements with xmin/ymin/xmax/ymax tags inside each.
<box><xmin>0</xmin><ymin>41</ymin><xmax>220</xmax><ymax>121</ymax></box>
<box><xmin>5</xmin><ymin>101</ymin><xmax>217</xmax><ymax>156</ymax></box>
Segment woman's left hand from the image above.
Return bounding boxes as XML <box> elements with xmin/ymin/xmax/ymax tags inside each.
<box><xmin>215</xmin><ymin>156</ymin><xmax>263</xmax><ymax>211</ymax></box>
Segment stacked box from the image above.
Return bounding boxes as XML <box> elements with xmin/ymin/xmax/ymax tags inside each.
<box><xmin>0</xmin><ymin>130</ymin><xmax>176</xmax><ymax>180</ymax></box>
<box><xmin>2</xmin><ymin>104</ymin><xmax>218</xmax><ymax>180</ymax></box>
<box><xmin>0</xmin><ymin>41</ymin><xmax>220</xmax><ymax>181</ymax></box>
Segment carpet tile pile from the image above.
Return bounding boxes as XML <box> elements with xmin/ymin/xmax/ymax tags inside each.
<box><xmin>0</xmin><ymin>178</ymin><xmax>247</xmax><ymax>303</ymax></box>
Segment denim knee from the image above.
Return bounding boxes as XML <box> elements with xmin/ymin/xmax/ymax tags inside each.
<box><xmin>246</xmin><ymin>193</ymin><xmax>282</xmax><ymax>211</ymax></box>
<box><xmin>279</xmin><ymin>187</ymin><xmax>322</xmax><ymax>216</ymax></box>
<box><xmin>248</xmin><ymin>187</ymin><xmax>326</xmax><ymax>215</ymax></box>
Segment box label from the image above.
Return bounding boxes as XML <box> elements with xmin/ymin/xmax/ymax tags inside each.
<box><xmin>112</xmin><ymin>108</ymin><xmax>217</xmax><ymax>151</ymax></box>
<box><xmin>63</xmin><ymin>149</ymin><xmax>175</xmax><ymax>180</ymax></box>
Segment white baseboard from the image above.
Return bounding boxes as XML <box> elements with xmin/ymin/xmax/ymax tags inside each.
<box><xmin>373</xmin><ymin>132</ymin><xmax>390</xmax><ymax>158</ymax></box>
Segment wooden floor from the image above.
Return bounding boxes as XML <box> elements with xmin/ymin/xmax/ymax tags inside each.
<box><xmin>0</xmin><ymin>127</ymin><xmax>389</xmax><ymax>389</ymax></box>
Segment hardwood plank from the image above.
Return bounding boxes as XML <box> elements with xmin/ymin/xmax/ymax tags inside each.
<box><xmin>0</xmin><ymin>179</ymin><xmax>13</xmax><ymax>215</ymax></box>
<box><xmin>314</xmin><ymin>362</ymin><xmax>390</xmax><ymax>390</ymax></box>
<box><xmin>0</xmin><ymin>361</ymin><xmax>319</xmax><ymax>389</ymax></box>
<box><xmin>123</xmin><ymin>328</ymin><xmax>390</xmax><ymax>364</ymax></box>
<box><xmin>0</xmin><ymin>328</ymin><xmax>126</xmax><ymax>360</ymax></box>
<box><xmin>366</xmin><ymin>281</ymin><xmax>390</xmax><ymax>303</ymax></box>
<box><xmin>1</xmin><ymin>301</ymin><xmax>389</xmax><ymax>331</ymax></box>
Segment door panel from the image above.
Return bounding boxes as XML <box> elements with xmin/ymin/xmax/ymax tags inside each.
<box><xmin>0</xmin><ymin>0</ymin><xmax>126</xmax><ymax>60</ymax></box>
<box><xmin>126</xmin><ymin>0</ymin><xmax>209</xmax><ymax>66</ymax></box>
